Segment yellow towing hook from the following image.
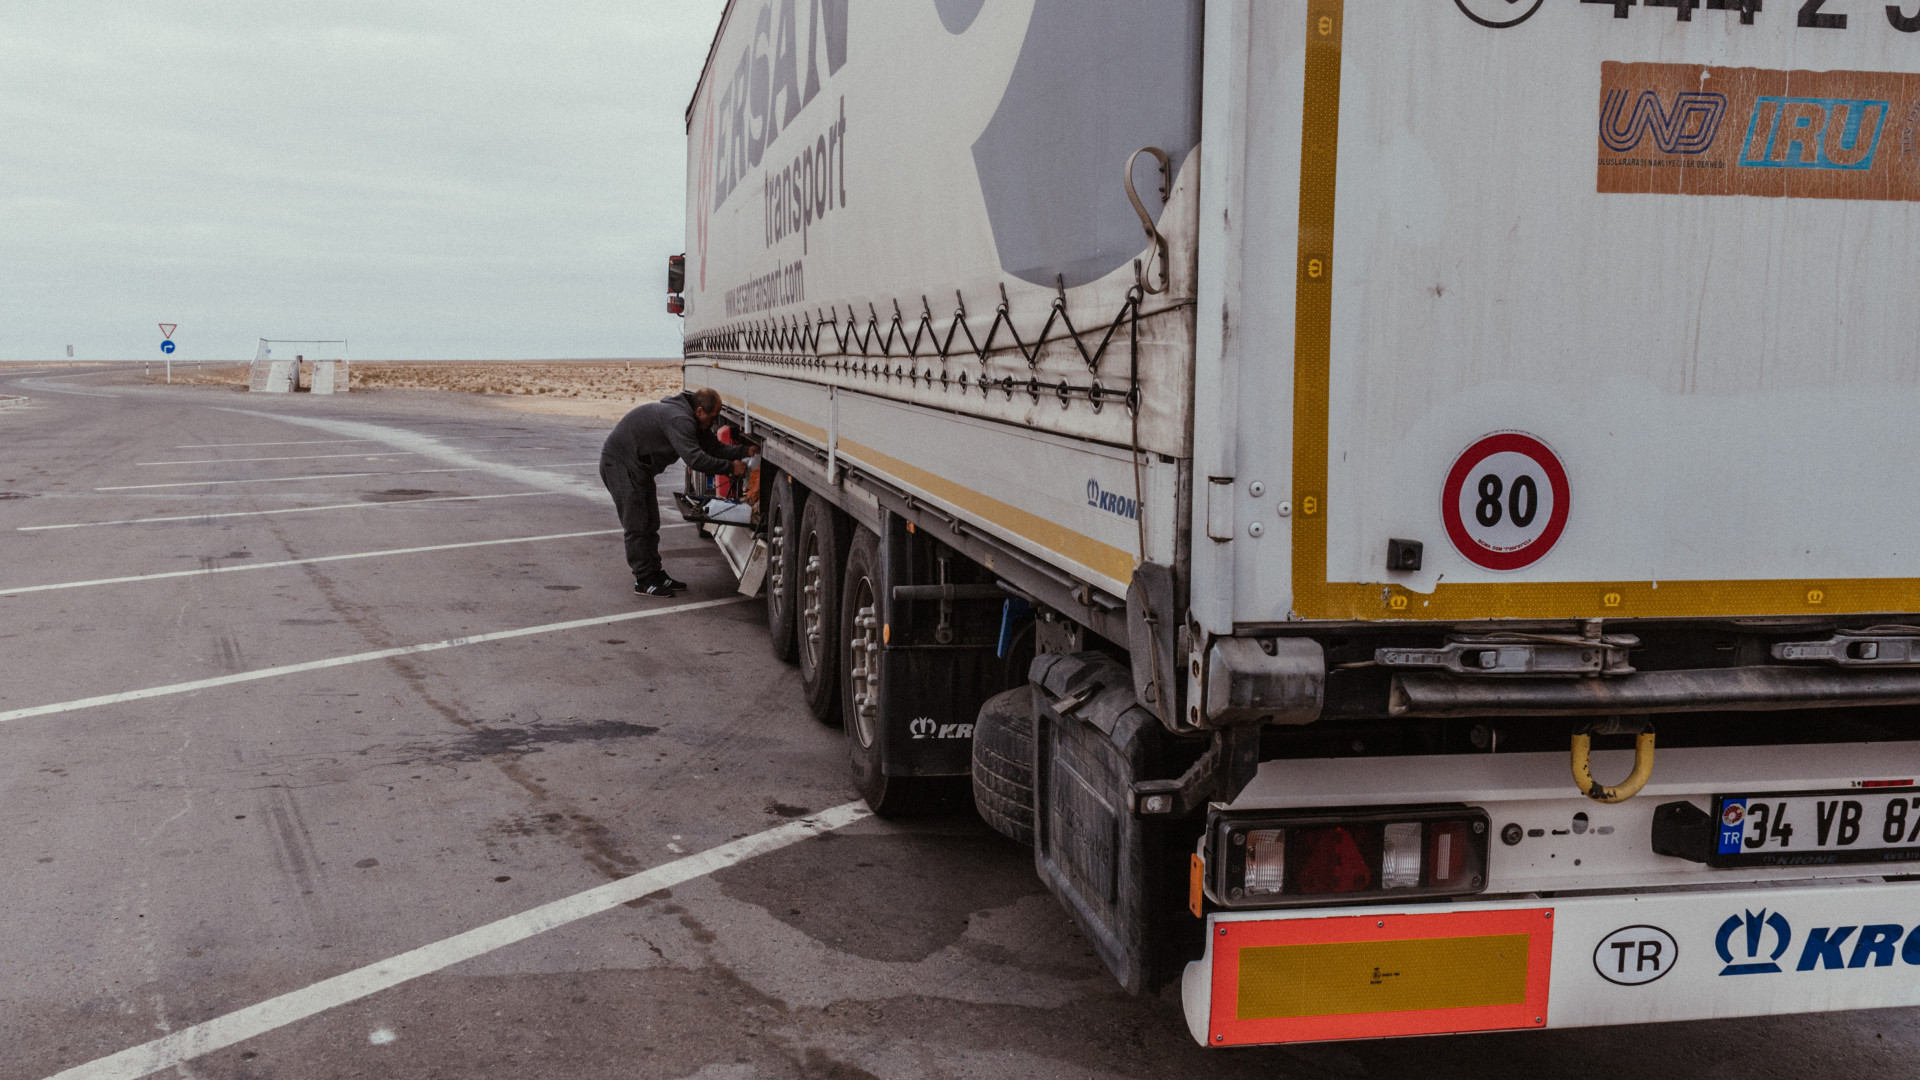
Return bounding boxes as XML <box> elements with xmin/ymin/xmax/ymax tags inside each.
<box><xmin>1570</xmin><ymin>723</ymin><xmax>1656</xmax><ymax>804</ymax></box>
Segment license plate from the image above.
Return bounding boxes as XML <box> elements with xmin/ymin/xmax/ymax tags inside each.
<box><xmin>1711</xmin><ymin>788</ymin><xmax>1920</xmax><ymax>868</ymax></box>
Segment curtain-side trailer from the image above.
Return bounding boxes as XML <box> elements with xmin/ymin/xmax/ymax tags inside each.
<box><xmin>677</xmin><ymin>0</ymin><xmax>1920</xmax><ymax>1046</ymax></box>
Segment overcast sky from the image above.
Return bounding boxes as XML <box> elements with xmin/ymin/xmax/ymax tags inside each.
<box><xmin>0</xmin><ymin>1</ymin><xmax>727</xmax><ymax>362</ymax></box>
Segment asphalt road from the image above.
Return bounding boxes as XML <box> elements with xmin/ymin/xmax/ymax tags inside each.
<box><xmin>2</xmin><ymin>366</ymin><xmax>1914</xmax><ymax>1080</ymax></box>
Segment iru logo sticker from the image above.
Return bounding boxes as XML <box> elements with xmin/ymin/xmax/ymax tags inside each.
<box><xmin>1717</xmin><ymin>908</ymin><xmax>1793</xmax><ymax>976</ymax></box>
<box><xmin>1593</xmin><ymin>925</ymin><xmax>1678</xmax><ymax>986</ymax></box>
<box><xmin>1740</xmin><ymin>97</ymin><xmax>1890</xmax><ymax>171</ymax></box>
<box><xmin>1596</xmin><ymin>63</ymin><xmax>1920</xmax><ymax>204</ymax></box>
<box><xmin>1086</xmin><ymin>480</ymin><xmax>1138</xmax><ymax>521</ymax></box>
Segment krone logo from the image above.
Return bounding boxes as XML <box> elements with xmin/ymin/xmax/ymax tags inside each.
<box><xmin>1717</xmin><ymin>908</ymin><xmax>1793</xmax><ymax>976</ymax></box>
<box><xmin>908</xmin><ymin>717</ymin><xmax>937</xmax><ymax>739</ymax></box>
<box><xmin>1454</xmin><ymin>0</ymin><xmax>1546</xmax><ymax>29</ymax></box>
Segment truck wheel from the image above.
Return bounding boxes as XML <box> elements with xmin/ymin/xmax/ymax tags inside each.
<box><xmin>839</xmin><ymin>526</ymin><xmax>945</xmax><ymax>816</ymax></box>
<box><xmin>795</xmin><ymin>493</ymin><xmax>847</xmax><ymax>725</ymax></box>
<box><xmin>971</xmin><ymin>685</ymin><xmax>1035</xmax><ymax>846</ymax></box>
<box><xmin>763</xmin><ymin>469</ymin><xmax>801</xmax><ymax>664</ymax></box>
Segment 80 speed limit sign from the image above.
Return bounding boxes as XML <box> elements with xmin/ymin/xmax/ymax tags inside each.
<box><xmin>1442</xmin><ymin>432</ymin><xmax>1570</xmax><ymax>571</ymax></box>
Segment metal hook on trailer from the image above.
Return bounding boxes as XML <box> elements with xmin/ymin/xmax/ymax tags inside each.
<box><xmin>1570</xmin><ymin>717</ymin><xmax>1656</xmax><ymax>803</ymax></box>
<box><xmin>1125</xmin><ymin>146</ymin><xmax>1174</xmax><ymax>295</ymax></box>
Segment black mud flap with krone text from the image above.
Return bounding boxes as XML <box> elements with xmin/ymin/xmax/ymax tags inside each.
<box><xmin>877</xmin><ymin>513</ymin><xmax>1028</xmax><ymax>778</ymax></box>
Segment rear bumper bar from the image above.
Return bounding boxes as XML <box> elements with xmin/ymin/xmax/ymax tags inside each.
<box><xmin>1390</xmin><ymin>665</ymin><xmax>1920</xmax><ymax>717</ymax></box>
<box><xmin>1185</xmin><ymin>878</ymin><xmax>1920</xmax><ymax>1046</ymax></box>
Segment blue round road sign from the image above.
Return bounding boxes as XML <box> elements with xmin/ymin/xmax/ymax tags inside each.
<box><xmin>161</xmin><ymin>341</ymin><xmax>176</xmax><ymax>354</ymax></box>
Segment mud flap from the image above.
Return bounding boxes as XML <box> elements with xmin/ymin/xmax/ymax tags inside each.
<box><xmin>1032</xmin><ymin>651</ymin><xmax>1200</xmax><ymax>993</ymax></box>
<box><xmin>876</xmin><ymin>512</ymin><xmax>1029</xmax><ymax>778</ymax></box>
<box><xmin>879</xmin><ymin>647</ymin><xmax>1007</xmax><ymax>776</ymax></box>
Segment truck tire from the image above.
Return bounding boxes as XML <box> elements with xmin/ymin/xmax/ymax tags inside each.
<box><xmin>840</xmin><ymin>526</ymin><xmax>956</xmax><ymax>816</ymax></box>
<box><xmin>763</xmin><ymin>469</ymin><xmax>801</xmax><ymax>664</ymax></box>
<box><xmin>795</xmin><ymin>493</ymin><xmax>847</xmax><ymax>725</ymax></box>
<box><xmin>971</xmin><ymin>685</ymin><xmax>1035</xmax><ymax>846</ymax></box>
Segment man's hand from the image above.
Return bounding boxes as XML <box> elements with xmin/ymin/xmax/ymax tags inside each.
<box><xmin>729</xmin><ymin>459</ymin><xmax>750</xmax><ymax>478</ymax></box>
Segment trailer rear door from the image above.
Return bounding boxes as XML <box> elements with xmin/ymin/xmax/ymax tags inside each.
<box><xmin>1197</xmin><ymin>0</ymin><xmax>1920</xmax><ymax>629</ymax></box>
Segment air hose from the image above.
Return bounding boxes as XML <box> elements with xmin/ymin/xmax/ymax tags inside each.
<box><xmin>1570</xmin><ymin>723</ymin><xmax>1656</xmax><ymax>804</ymax></box>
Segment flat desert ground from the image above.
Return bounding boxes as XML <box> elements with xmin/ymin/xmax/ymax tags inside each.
<box><xmin>136</xmin><ymin>359</ymin><xmax>687</xmax><ymax>420</ymax></box>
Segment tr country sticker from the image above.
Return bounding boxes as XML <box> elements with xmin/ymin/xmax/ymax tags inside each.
<box><xmin>1593</xmin><ymin>925</ymin><xmax>1679</xmax><ymax>987</ymax></box>
<box><xmin>1442</xmin><ymin>433</ymin><xmax>1570</xmax><ymax>572</ymax></box>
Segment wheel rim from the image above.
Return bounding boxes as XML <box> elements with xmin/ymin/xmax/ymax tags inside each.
<box><xmin>768</xmin><ymin>504</ymin><xmax>787</xmax><ymax>617</ymax></box>
<box><xmin>848</xmin><ymin>576</ymin><xmax>881</xmax><ymax>748</ymax></box>
<box><xmin>800</xmin><ymin>532</ymin><xmax>825</xmax><ymax>672</ymax></box>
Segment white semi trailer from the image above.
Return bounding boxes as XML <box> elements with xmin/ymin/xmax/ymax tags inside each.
<box><xmin>678</xmin><ymin>0</ymin><xmax>1920</xmax><ymax>1046</ymax></box>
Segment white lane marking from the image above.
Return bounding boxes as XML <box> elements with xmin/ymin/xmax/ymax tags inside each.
<box><xmin>175</xmin><ymin>438</ymin><xmax>381</xmax><ymax>449</ymax></box>
<box><xmin>96</xmin><ymin>463</ymin><xmax>601</xmax><ymax>491</ymax></box>
<box><xmin>18</xmin><ymin>491</ymin><xmax>554</xmax><ymax>532</ymax></box>
<box><xmin>136</xmin><ymin>448</ymin><xmax>529</xmax><ymax>466</ymax></box>
<box><xmin>140</xmin><ymin>452</ymin><xmax>417</xmax><ymax>466</ymax></box>
<box><xmin>104</xmin><ymin>471</ymin><xmax>391</xmax><ymax>490</ymax></box>
<box><xmin>141</xmin><ymin>448</ymin><xmax>554</xmax><ymax>466</ymax></box>
<box><xmin>14</xmin><ymin>373</ymin><xmax>117</xmax><ymax>398</ymax></box>
<box><xmin>0</xmin><ymin>595</ymin><xmax>748</xmax><ymax>725</ymax></box>
<box><xmin>175</xmin><ymin>436</ymin><xmax>528</xmax><ymax>449</ymax></box>
<box><xmin>216</xmin><ymin>410</ymin><xmax>605</xmax><ymax>502</ymax></box>
<box><xmin>42</xmin><ymin>801</ymin><xmax>871</xmax><ymax>1080</ymax></box>
<box><xmin>0</xmin><ymin>528</ymin><xmax>641</xmax><ymax>596</ymax></box>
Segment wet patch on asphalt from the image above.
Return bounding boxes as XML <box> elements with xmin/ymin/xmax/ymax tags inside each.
<box><xmin>714</xmin><ymin>823</ymin><xmax>1047</xmax><ymax>963</ymax></box>
<box><xmin>236</xmin><ymin>719</ymin><xmax>660</xmax><ymax>790</ymax></box>
<box><xmin>423</xmin><ymin>719</ymin><xmax>662</xmax><ymax>762</ymax></box>
<box><xmin>488</xmin><ymin>809</ymin><xmax>642</xmax><ymax>879</ymax></box>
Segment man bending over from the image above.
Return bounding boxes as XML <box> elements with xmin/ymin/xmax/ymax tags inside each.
<box><xmin>600</xmin><ymin>387</ymin><xmax>752</xmax><ymax>596</ymax></box>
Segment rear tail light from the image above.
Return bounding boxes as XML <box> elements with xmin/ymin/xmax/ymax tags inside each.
<box><xmin>1293</xmin><ymin>826</ymin><xmax>1376</xmax><ymax>894</ymax></box>
<box><xmin>1380</xmin><ymin>821</ymin><xmax>1424</xmax><ymax>889</ymax></box>
<box><xmin>667</xmin><ymin>254</ymin><xmax>687</xmax><ymax>316</ymax></box>
<box><xmin>1427</xmin><ymin>820</ymin><xmax>1474</xmax><ymax>889</ymax></box>
<box><xmin>1243</xmin><ymin>829</ymin><xmax>1286</xmax><ymax>897</ymax></box>
<box><xmin>1208</xmin><ymin>807</ymin><xmax>1490</xmax><ymax>910</ymax></box>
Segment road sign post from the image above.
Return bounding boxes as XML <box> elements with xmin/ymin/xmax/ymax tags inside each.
<box><xmin>159</xmin><ymin>324</ymin><xmax>177</xmax><ymax>384</ymax></box>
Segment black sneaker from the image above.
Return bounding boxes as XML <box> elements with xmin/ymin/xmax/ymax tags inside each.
<box><xmin>656</xmin><ymin>572</ymin><xmax>688</xmax><ymax>592</ymax></box>
<box><xmin>635</xmin><ymin>575</ymin><xmax>680</xmax><ymax>597</ymax></box>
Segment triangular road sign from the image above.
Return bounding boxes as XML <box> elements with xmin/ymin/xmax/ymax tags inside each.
<box><xmin>159</xmin><ymin>323</ymin><xmax>177</xmax><ymax>340</ymax></box>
